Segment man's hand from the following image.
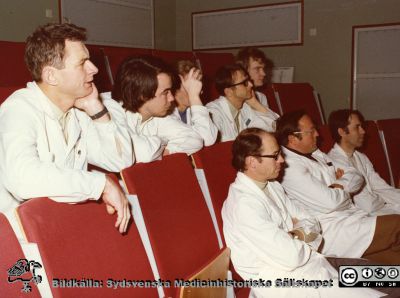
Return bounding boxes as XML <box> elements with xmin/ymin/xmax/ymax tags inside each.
<box><xmin>180</xmin><ymin>68</ymin><xmax>202</xmax><ymax>106</ymax></box>
<box><xmin>329</xmin><ymin>183</ymin><xmax>344</xmax><ymax>190</ymax></box>
<box><xmin>102</xmin><ymin>176</ymin><xmax>131</xmax><ymax>233</ymax></box>
<box><xmin>246</xmin><ymin>90</ymin><xmax>269</xmax><ymax>113</ymax></box>
<box><xmin>335</xmin><ymin>168</ymin><xmax>344</xmax><ymax>179</ymax></box>
<box><xmin>74</xmin><ymin>83</ymin><xmax>110</xmax><ymax>122</ymax></box>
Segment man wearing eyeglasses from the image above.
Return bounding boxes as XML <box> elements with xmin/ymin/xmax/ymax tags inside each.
<box><xmin>222</xmin><ymin>128</ymin><xmax>382</xmax><ymax>298</ymax></box>
<box><xmin>276</xmin><ymin>110</ymin><xmax>400</xmax><ymax>264</ymax></box>
<box><xmin>328</xmin><ymin>109</ymin><xmax>400</xmax><ymax>215</ymax></box>
<box><xmin>206</xmin><ymin>64</ymin><xmax>278</xmax><ymax>142</ymax></box>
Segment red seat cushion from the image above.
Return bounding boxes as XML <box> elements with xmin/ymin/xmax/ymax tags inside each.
<box><xmin>0</xmin><ymin>41</ymin><xmax>32</xmax><ymax>86</ymax></box>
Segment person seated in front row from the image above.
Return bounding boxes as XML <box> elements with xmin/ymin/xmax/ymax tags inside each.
<box><xmin>0</xmin><ymin>23</ymin><xmax>131</xmax><ymax>233</ymax></box>
<box><xmin>222</xmin><ymin>128</ymin><xmax>382</xmax><ymax>298</ymax></box>
<box><xmin>328</xmin><ymin>109</ymin><xmax>400</xmax><ymax>215</ymax></box>
<box><xmin>206</xmin><ymin>64</ymin><xmax>277</xmax><ymax>142</ymax></box>
<box><xmin>276</xmin><ymin>110</ymin><xmax>400</xmax><ymax>264</ymax></box>
<box><xmin>170</xmin><ymin>59</ymin><xmax>217</xmax><ymax>146</ymax></box>
<box><xmin>236</xmin><ymin>47</ymin><xmax>279</xmax><ymax>116</ymax></box>
<box><xmin>101</xmin><ymin>56</ymin><xmax>203</xmax><ymax>163</ymax></box>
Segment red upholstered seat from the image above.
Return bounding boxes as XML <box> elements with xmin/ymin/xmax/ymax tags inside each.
<box><xmin>259</xmin><ymin>84</ymin><xmax>282</xmax><ymax>115</ymax></box>
<box><xmin>0</xmin><ymin>41</ymin><xmax>31</xmax><ymax>86</ymax></box>
<box><xmin>86</xmin><ymin>45</ymin><xmax>113</xmax><ymax>92</ymax></box>
<box><xmin>272</xmin><ymin>83</ymin><xmax>325</xmax><ymax>125</ymax></box>
<box><xmin>151</xmin><ymin>49</ymin><xmax>195</xmax><ymax>65</ymax></box>
<box><xmin>378</xmin><ymin>118</ymin><xmax>400</xmax><ymax>187</ymax></box>
<box><xmin>358</xmin><ymin>120</ymin><xmax>391</xmax><ymax>185</ymax></box>
<box><xmin>0</xmin><ymin>213</ymin><xmax>40</xmax><ymax>297</ymax></box>
<box><xmin>121</xmin><ymin>153</ymin><xmax>221</xmax><ymax>297</ymax></box>
<box><xmin>192</xmin><ymin>141</ymin><xmax>236</xmax><ymax>244</ymax></box>
<box><xmin>17</xmin><ymin>198</ymin><xmax>157</xmax><ymax>298</ymax></box>
<box><xmin>0</xmin><ymin>86</ymin><xmax>22</xmax><ymax>105</ymax></box>
<box><xmin>102</xmin><ymin>46</ymin><xmax>152</xmax><ymax>83</ymax></box>
<box><xmin>194</xmin><ymin>52</ymin><xmax>235</xmax><ymax>104</ymax></box>
<box><xmin>318</xmin><ymin>124</ymin><xmax>335</xmax><ymax>154</ymax></box>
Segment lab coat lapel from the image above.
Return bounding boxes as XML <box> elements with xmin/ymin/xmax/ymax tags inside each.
<box><xmin>65</xmin><ymin>109</ymin><xmax>82</xmax><ymax>156</ymax></box>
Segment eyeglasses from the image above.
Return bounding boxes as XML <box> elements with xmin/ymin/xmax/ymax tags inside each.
<box><xmin>228</xmin><ymin>77</ymin><xmax>251</xmax><ymax>88</ymax></box>
<box><xmin>253</xmin><ymin>149</ymin><xmax>281</xmax><ymax>161</ymax></box>
<box><xmin>293</xmin><ymin>127</ymin><xmax>317</xmax><ymax>135</ymax></box>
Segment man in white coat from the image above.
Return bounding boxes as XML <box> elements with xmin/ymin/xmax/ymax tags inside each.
<box><xmin>206</xmin><ymin>64</ymin><xmax>277</xmax><ymax>142</ymax></box>
<box><xmin>236</xmin><ymin>47</ymin><xmax>279</xmax><ymax>115</ymax></box>
<box><xmin>0</xmin><ymin>23</ymin><xmax>131</xmax><ymax>233</ymax></box>
<box><xmin>171</xmin><ymin>59</ymin><xmax>217</xmax><ymax>146</ymax></box>
<box><xmin>101</xmin><ymin>56</ymin><xmax>203</xmax><ymax>163</ymax></box>
<box><xmin>276</xmin><ymin>110</ymin><xmax>400</xmax><ymax>264</ymax></box>
<box><xmin>222</xmin><ymin>128</ymin><xmax>382</xmax><ymax>298</ymax></box>
<box><xmin>328</xmin><ymin>109</ymin><xmax>400</xmax><ymax>215</ymax></box>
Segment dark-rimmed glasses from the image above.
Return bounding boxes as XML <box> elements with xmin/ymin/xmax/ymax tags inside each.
<box><xmin>228</xmin><ymin>77</ymin><xmax>250</xmax><ymax>88</ymax></box>
<box><xmin>253</xmin><ymin>148</ymin><xmax>281</xmax><ymax>161</ymax></box>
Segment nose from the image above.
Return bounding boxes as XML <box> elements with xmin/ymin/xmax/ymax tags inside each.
<box><xmin>248</xmin><ymin>80</ymin><xmax>254</xmax><ymax>88</ymax></box>
<box><xmin>360</xmin><ymin>126</ymin><xmax>366</xmax><ymax>134</ymax></box>
<box><xmin>277</xmin><ymin>153</ymin><xmax>284</xmax><ymax>163</ymax></box>
<box><xmin>260</xmin><ymin>68</ymin><xmax>266</xmax><ymax>77</ymax></box>
<box><xmin>314</xmin><ymin>129</ymin><xmax>319</xmax><ymax>137</ymax></box>
<box><xmin>86</xmin><ymin>60</ymin><xmax>98</xmax><ymax>75</ymax></box>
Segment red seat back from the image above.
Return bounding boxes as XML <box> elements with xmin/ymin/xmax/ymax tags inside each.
<box><xmin>0</xmin><ymin>213</ymin><xmax>40</xmax><ymax>297</ymax></box>
<box><xmin>192</xmin><ymin>141</ymin><xmax>236</xmax><ymax>244</ymax></box>
<box><xmin>102</xmin><ymin>46</ymin><xmax>152</xmax><ymax>83</ymax></box>
<box><xmin>121</xmin><ymin>153</ymin><xmax>220</xmax><ymax>297</ymax></box>
<box><xmin>318</xmin><ymin>124</ymin><xmax>335</xmax><ymax>154</ymax></box>
<box><xmin>17</xmin><ymin>198</ymin><xmax>157</xmax><ymax>298</ymax></box>
<box><xmin>359</xmin><ymin>121</ymin><xmax>391</xmax><ymax>184</ymax></box>
<box><xmin>0</xmin><ymin>86</ymin><xmax>23</xmax><ymax>105</ymax></box>
<box><xmin>259</xmin><ymin>84</ymin><xmax>281</xmax><ymax>115</ymax></box>
<box><xmin>378</xmin><ymin>118</ymin><xmax>400</xmax><ymax>187</ymax></box>
<box><xmin>86</xmin><ymin>45</ymin><xmax>112</xmax><ymax>92</ymax></box>
<box><xmin>194</xmin><ymin>52</ymin><xmax>235</xmax><ymax>104</ymax></box>
<box><xmin>272</xmin><ymin>83</ymin><xmax>325</xmax><ymax>125</ymax></box>
<box><xmin>0</xmin><ymin>41</ymin><xmax>31</xmax><ymax>86</ymax></box>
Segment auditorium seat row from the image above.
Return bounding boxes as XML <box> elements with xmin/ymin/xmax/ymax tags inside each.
<box><xmin>1</xmin><ymin>118</ymin><xmax>398</xmax><ymax>297</ymax></box>
<box><xmin>1</xmin><ymin>40</ymin><xmax>324</xmax><ymax>121</ymax></box>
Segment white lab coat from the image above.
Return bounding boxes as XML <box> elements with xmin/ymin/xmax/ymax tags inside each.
<box><xmin>0</xmin><ymin>82</ymin><xmax>133</xmax><ymax>213</ymax></box>
<box><xmin>329</xmin><ymin>143</ymin><xmax>400</xmax><ymax>215</ymax></box>
<box><xmin>171</xmin><ymin>105</ymin><xmax>218</xmax><ymax>146</ymax></box>
<box><xmin>206</xmin><ymin>96</ymin><xmax>278</xmax><ymax>142</ymax></box>
<box><xmin>281</xmin><ymin>147</ymin><xmax>376</xmax><ymax>258</ymax></box>
<box><xmin>101</xmin><ymin>92</ymin><xmax>203</xmax><ymax>163</ymax></box>
<box><xmin>222</xmin><ymin>172</ymin><xmax>382</xmax><ymax>298</ymax></box>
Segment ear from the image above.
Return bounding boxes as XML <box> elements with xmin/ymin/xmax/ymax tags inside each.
<box><xmin>224</xmin><ymin>87</ymin><xmax>233</xmax><ymax>97</ymax></box>
<box><xmin>41</xmin><ymin>66</ymin><xmax>58</xmax><ymax>86</ymax></box>
<box><xmin>338</xmin><ymin>127</ymin><xmax>347</xmax><ymax>137</ymax></box>
<box><xmin>288</xmin><ymin>134</ymin><xmax>297</xmax><ymax>145</ymax></box>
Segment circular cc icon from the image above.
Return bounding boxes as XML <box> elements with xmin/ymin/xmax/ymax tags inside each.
<box><xmin>341</xmin><ymin>268</ymin><xmax>358</xmax><ymax>285</ymax></box>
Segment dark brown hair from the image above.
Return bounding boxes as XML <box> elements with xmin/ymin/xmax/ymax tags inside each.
<box><xmin>25</xmin><ymin>23</ymin><xmax>87</xmax><ymax>82</ymax></box>
<box><xmin>275</xmin><ymin>110</ymin><xmax>308</xmax><ymax>146</ymax></box>
<box><xmin>328</xmin><ymin>109</ymin><xmax>365</xmax><ymax>143</ymax></box>
<box><xmin>112</xmin><ymin>56</ymin><xmax>172</xmax><ymax>112</ymax></box>
<box><xmin>215</xmin><ymin>64</ymin><xmax>247</xmax><ymax>96</ymax></box>
<box><xmin>232</xmin><ymin>128</ymin><xmax>266</xmax><ymax>172</ymax></box>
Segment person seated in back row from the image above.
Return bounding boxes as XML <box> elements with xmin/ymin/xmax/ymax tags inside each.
<box><xmin>328</xmin><ymin>109</ymin><xmax>400</xmax><ymax>215</ymax></box>
<box><xmin>236</xmin><ymin>47</ymin><xmax>279</xmax><ymax>117</ymax></box>
<box><xmin>171</xmin><ymin>59</ymin><xmax>217</xmax><ymax>146</ymax></box>
<box><xmin>206</xmin><ymin>64</ymin><xmax>277</xmax><ymax>142</ymax></box>
<box><xmin>101</xmin><ymin>56</ymin><xmax>203</xmax><ymax>163</ymax></box>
